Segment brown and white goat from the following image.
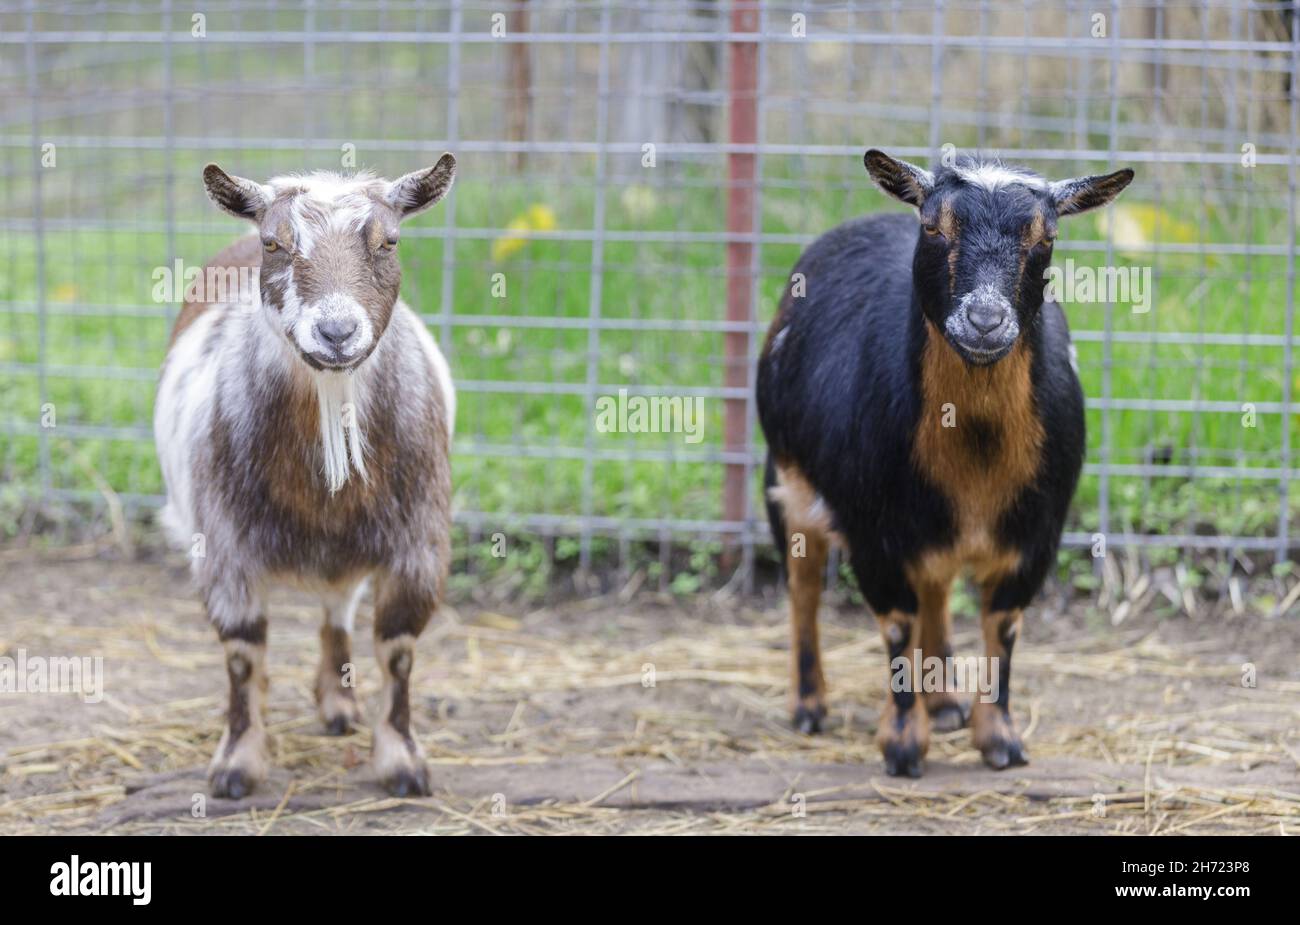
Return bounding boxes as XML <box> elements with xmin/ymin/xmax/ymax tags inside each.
<box><xmin>154</xmin><ymin>156</ymin><xmax>457</xmax><ymax>798</ymax></box>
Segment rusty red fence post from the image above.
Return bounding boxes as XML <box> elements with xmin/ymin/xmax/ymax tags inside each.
<box><xmin>722</xmin><ymin>0</ymin><xmax>759</xmax><ymax>568</ymax></box>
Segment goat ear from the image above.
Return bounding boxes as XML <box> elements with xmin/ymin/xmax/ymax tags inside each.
<box><xmin>864</xmin><ymin>149</ymin><xmax>933</xmax><ymax>208</ymax></box>
<box><xmin>1050</xmin><ymin>168</ymin><xmax>1134</xmax><ymax>216</ymax></box>
<box><xmin>202</xmin><ymin>164</ymin><xmax>270</xmax><ymax>222</ymax></box>
<box><xmin>386</xmin><ymin>153</ymin><xmax>457</xmax><ymax>219</ymax></box>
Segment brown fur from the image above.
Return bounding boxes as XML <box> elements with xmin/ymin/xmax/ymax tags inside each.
<box><xmin>911</xmin><ymin>572</ymin><xmax>964</xmax><ymax>726</ymax></box>
<box><xmin>971</xmin><ymin>606</ymin><xmax>1025</xmax><ymax>765</ymax></box>
<box><xmin>874</xmin><ymin>609</ymin><xmax>929</xmax><ymax>764</ymax></box>
<box><xmin>169</xmin><ymin>235</ymin><xmax>262</xmax><ymax>349</ymax></box>
<box><xmin>315</xmin><ymin>624</ymin><xmax>357</xmax><ymax>732</ymax></box>
<box><xmin>769</xmin><ymin>462</ymin><xmax>837</xmax><ymax>730</ymax></box>
<box><xmin>911</xmin><ymin>323</ymin><xmax>1043</xmax><ymax>583</ymax></box>
<box><xmin>210</xmin><ymin>638</ymin><xmax>270</xmax><ymax>796</ymax></box>
<box><xmin>902</xmin><ymin>325</ymin><xmax>1045</xmax><ymax>747</ymax></box>
<box><xmin>374</xmin><ymin>571</ymin><xmax>442</xmax><ymax>641</ymax></box>
<box><xmin>786</xmin><ymin>527</ymin><xmax>829</xmax><ymax>725</ymax></box>
<box><xmin>270</xmin><ymin>197</ymin><xmax>403</xmax><ymax>332</ymax></box>
<box><xmin>1017</xmin><ymin>208</ymin><xmax>1052</xmax><ymax>287</ymax></box>
<box><xmin>939</xmin><ymin>198</ymin><xmax>959</xmax><ymax>292</ymax></box>
<box><xmin>202</xmin><ymin>335</ymin><xmax>451</xmax><ymax>593</ymax></box>
<box><xmin>770</xmin><ymin>324</ymin><xmax>1040</xmax><ymax>751</ymax></box>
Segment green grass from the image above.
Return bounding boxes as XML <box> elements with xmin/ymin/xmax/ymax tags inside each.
<box><xmin>3</xmin><ymin>146</ymin><xmax>1298</xmax><ymax>550</ymax></box>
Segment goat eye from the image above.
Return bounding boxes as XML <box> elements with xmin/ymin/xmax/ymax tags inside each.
<box><xmin>380</xmin><ymin>235</ymin><xmax>398</xmax><ymax>250</ymax></box>
<box><xmin>262</xmin><ymin>238</ymin><xmax>278</xmax><ymax>253</ymax></box>
<box><xmin>922</xmin><ymin>224</ymin><xmax>942</xmax><ymax>237</ymax></box>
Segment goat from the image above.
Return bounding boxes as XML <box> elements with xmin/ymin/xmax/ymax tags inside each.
<box><xmin>154</xmin><ymin>156</ymin><xmax>458</xmax><ymax>797</ymax></box>
<box><xmin>757</xmin><ymin>150</ymin><xmax>1133</xmax><ymax>777</ymax></box>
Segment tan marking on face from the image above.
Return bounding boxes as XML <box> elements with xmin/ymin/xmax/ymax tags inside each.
<box><xmin>911</xmin><ymin>322</ymin><xmax>1044</xmax><ymax>576</ymax></box>
<box><xmin>937</xmin><ymin>198</ymin><xmax>958</xmax><ymax>239</ymax></box>
<box><xmin>1018</xmin><ymin>208</ymin><xmax>1052</xmax><ymax>296</ymax></box>
<box><xmin>365</xmin><ymin>204</ymin><xmax>396</xmax><ymax>250</ymax></box>
<box><xmin>1025</xmin><ymin>209</ymin><xmax>1046</xmax><ymax>247</ymax></box>
<box><xmin>260</xmin><ymin>191</ymin><xmax>301</xmax><ymax>249</ymax></box>
<box><xmin>941</xmin><ymin>198</ymin><xmax>959</xmax><ymax>296</ymax></box>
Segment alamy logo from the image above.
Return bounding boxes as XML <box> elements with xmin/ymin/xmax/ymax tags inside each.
<box><xmin>151</xmin><ymin>259</ymin><xmax>259</xmax><ymax>304</ymax></box>
<box><xmin>594</xmin><ymin>388</ymin><xmax>705</xmax><ymax>444</ymax></box>
<box><xmin>0</xmin><ymin>649</ymin><xmax>103</xmax><ymax>703</ymax></box>
<box><xmin>889</xmin><ymin>650</ymin><xmax>1001</xmax><ymax>704</ymax></box>
<box><xmin>1044</xmin><ymin>258</ymin><xmax>1152</xmax><ymax>313</ymax></box>
<box><xmin>49</xmin><ymin>856</ymin><xmax>151</xmax><ymax>905</ymax></box>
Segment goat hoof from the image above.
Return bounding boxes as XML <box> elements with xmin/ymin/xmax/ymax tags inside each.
<box><xmin>323</xmin><ymin>715</ymin><xmax>353</xmax><ymax>736</ymax></box>
<box><xmin>211</xmin><ymin>767</ymin><xmax>256</xmax><ymax>800</ymax></box>
<box><xmin>316</xmin><ymin>684</ymin><xmax>360</xmax><ymax>735</ymax></box>
<box><xmin>928</xmin><ymin>700</ymin><xmax>970</xmax><ymax>733</ymax></box>
<box><xmin>382</xmin><ymin>765</ymin><xmax>430</xmax><ymax>798</ymax></box>
<box><xmin>792</xmin><ymin>703</ymin><xmax>826</xmax><ymax>735</ymax></box>
<box><xmin>882</xmin><ymin>742</ymin><xmax>925</xmax><ymax>779</ymax></box>
<box><xmin>980</xmin><ymin>738</ymin><xmax>1029</xmax><ymax>770</ymax></box>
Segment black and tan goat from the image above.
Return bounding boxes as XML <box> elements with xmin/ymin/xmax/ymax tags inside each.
<box><xmin>154</xmin><ymin>156</ymin><xmax>457</xmax><ymax>797</ymax></box>
<box><xmin>757</xmin><ymin>150</ymin><xmax>1133</xmax><ymax>777</ymax></box>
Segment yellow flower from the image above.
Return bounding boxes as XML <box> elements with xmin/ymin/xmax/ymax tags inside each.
<box><xmin>491</xmin><ymin>217</ymin><xmax>531</xmax><ymax>262</ymax></box>
<box><xmin>526</xmin><ymin>204</ymin><xmax>556</xmax><ymax>231</ymax></box>
<box><xmin>1096</xmin><ymin>203</ymin><xmax>1199</xmax><ymax>254</ymax></box>
<box><xmin>491</xmin><ymin>203</ymin><xmax>557</xmax><ymax>262</ymax></box>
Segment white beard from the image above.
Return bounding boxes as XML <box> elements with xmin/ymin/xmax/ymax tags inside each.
<box><xmin>315</xmin><ymin>371</ymin><xmax>368</xmax><ymax>493</ymax></box>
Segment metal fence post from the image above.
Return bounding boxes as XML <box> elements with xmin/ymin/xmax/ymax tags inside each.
<box><xmin>22</xmin><ymin>0</ymin><xmax>50</xmax><ymax>499</ymax></box>
<box><xmin>723</xmin><ymin>0</ymin><xmax>759</xmax><ymax>568</ymax></box>
<box><xmin>1279</xmin><ymin>0</ymin><xmax>1299</xmax><ymax>563</ymax></box>
<box><xmin>579</xmin><ymin>0</ymin><xmax>613</xmax><ymax>574</ymax></box>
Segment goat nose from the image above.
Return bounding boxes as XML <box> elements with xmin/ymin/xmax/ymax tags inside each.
<box><xmin>966</xmin><ymin>303</ymin><xmax>1006</xmax><ymax>335</ymax></box>
<box><xmin>315</xmin><ymin>317</ymin><xmax>358</xmax><ymax>349</ymax></box>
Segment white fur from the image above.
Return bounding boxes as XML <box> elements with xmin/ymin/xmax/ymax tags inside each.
<box><xmin>155</xmin><ymin>309</ymin><xmax>222</xmax><ymax>546</ymax></box>
<box><xmin>155</xmin><ymin>292</ymin><xmax>373</xmax><ymax>553</ymax></box>
<box><xmin>274</xmin><ymin>269</ymin><xmax>373</xmax><ymax>365</ymax></box>
<box><xmin>267</xmin><ymin>171</ymin><xmax>380</xmax><ymax>258</ymax></box>
<box><xmin>322</xmin><ymin>578</ymin><xmax>368</xmax><ymax>633</ymax></box>
<box><xmin>268</xmin><ymin>169</ymin><xmax>378</xmax><ymax>202</ymax></box>
<box><xmin>405</xmin><ymin>306</ymin><xmax>457</xmax><ymax>439</ymax></box>
<box><xmin>316</xmin><ymin>370</ymin><xmax>368</xmax><ymax>493</ymax></box>
<box><xmin>948</xmin><ymin>283</ymin><xmax>1021</xmax><ymax>354</ymax></box>
<box><xmin>955</xmin><ymin>163</ymin><xmax>1046</xmax><ymax>192</ymax></box>
<box><xmin>957</xmin><ymin>283</ymin><xmax>1013</xmax><ymax>315</ymax></box>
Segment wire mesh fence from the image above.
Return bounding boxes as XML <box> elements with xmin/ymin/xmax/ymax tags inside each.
<box><xmin>1</xmin><ymin>1</ymin><xmax>1298</xmax><ymax>581</ymax></box>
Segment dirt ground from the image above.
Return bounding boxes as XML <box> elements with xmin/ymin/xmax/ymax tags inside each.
<box><xmin>1</xmin><ymin>545</ymin><xmax>1298</xmax><ymax>835</ymax></box>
